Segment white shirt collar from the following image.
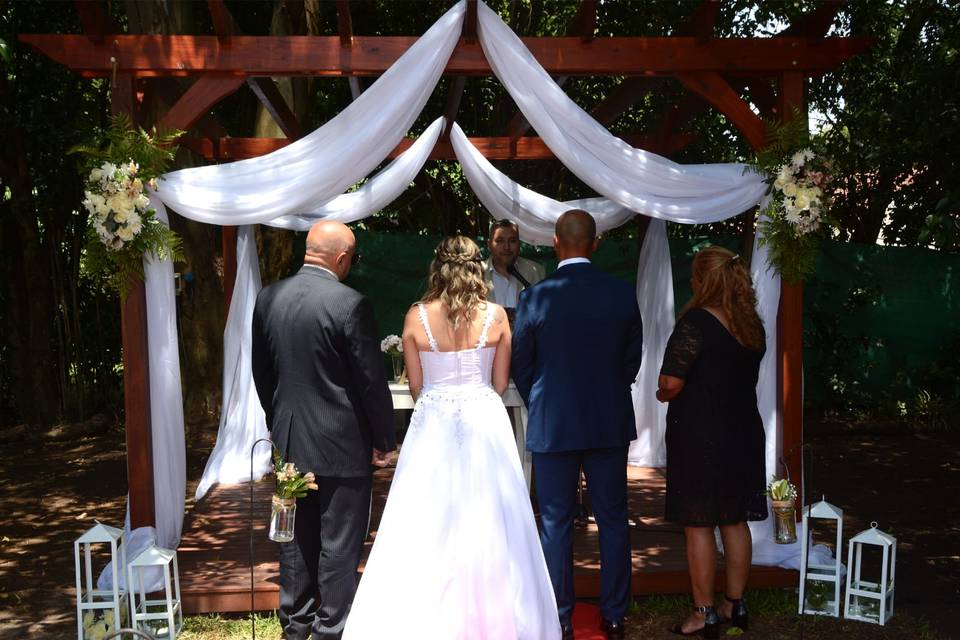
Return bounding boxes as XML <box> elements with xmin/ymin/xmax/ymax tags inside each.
<box><xmin>557</xmin><ymin>257</ymin><xmax>591</xmax><ymax>269</ymax></box>
<box><xmin>303</xmin><ymin>264</ymin><xmax>340</xmax><ymax>280</ymax></box>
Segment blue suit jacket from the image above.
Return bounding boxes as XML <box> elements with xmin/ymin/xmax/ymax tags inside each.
<box><xmin>512</xmin><ymin>262</ymin><xmax>643</xmax><ymax>452</ymax></box>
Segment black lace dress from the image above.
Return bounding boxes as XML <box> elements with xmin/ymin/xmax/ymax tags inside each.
<box><xmin>660</xmin><ymin>307</ymin><xmax>768</xmax><ymax>526</ymax></box>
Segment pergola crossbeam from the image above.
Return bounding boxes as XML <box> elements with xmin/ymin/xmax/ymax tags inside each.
<box><xmin>20</xmin><ymin>34</ymin><xmax>872</xmax><ymax>77</ymax></box>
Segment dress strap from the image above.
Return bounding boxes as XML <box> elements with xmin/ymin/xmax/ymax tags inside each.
<box><xmin>416</xmin><ymin>303</ymin><xmax>439</xmax><ymax>352</ymax></box>
<box><xmin>476</xmin><ymin>304</ymin><xmax>496</xmax><ymax>350</ymax></box>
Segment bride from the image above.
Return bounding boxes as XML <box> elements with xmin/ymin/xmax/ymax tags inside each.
<box><xmin>343</xmin><ymin>236</ymin><xmax>560</xmax><ymax>640</ymax></box>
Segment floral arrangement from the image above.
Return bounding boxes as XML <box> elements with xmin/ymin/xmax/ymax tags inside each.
<box><xmin>380</xmin><ymin>334</ymin><xmax>403</xmax><ymax>356</ymax></box>
<box><xmin>72</xmin><ymin>114</ymin><xmax>183</xmax><ymax>296</ymax></box>
<box><xmin>766</xmin><ymin>477</ymin><xmax>798</xmax><ymax>502</ymax></box>
<box><xmin>274</xmin><ymin>450</ymin><xmax>318</xmax><ymax>500</ymax></box>
<box><xmin>753</xmin><ymin>112</ymin><xmax>835</xmax><ymax>283</ymax></box>
<box><xmin>81</xmin><ymin>600</ymin><xmax>127</xmax><ymax>640</ymax></box>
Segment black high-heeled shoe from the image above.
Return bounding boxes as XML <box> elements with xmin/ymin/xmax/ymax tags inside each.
<box><xmin>721</xmin><ymin>595</ymin><xmax>749</xmax><ymax>631</ymax></box>
<box><xmin>668</xmin><ymin>605</ymin><xmax>720</xmax><ymax>638</ymax></box>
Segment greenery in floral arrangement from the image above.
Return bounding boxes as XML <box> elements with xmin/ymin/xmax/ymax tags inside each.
<box><xmin>766</xmin><ymin>477</ymin><xmax>798</xmax><ymax>502</ymax></box>
<box><xmin>71</xmin><ymin>114</ymin><xmax>184</xmax><ymax>296</ymax></box>
<box><xmin>273</xmin><ymin>450</ymin><xmax>319</xmax><ymax>500</ymax></box>
<box><xmin>752</xmin><ymin>110</ymin><xmax>835</xmax><ymax>283</ymax></box>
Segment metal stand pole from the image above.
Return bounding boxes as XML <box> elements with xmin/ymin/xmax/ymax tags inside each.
<box><xmin>250</xmin><ymin>438</ymin><xmax>275</xmax><ymax>640</ymax></box>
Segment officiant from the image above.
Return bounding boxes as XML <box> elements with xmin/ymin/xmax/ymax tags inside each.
<box><xmin>483</xmin><ymin>218</ymin><xmax>545</xmax><ymax>322</ymax></box>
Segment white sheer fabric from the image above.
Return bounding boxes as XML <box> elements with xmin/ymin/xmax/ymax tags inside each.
<box><xmin>450</xmin><ymin>123</ymin><xmax>636</xmax><ymax>245</ymax></box>
<box><xmin>628</xmin><ymin>220</ymin><xmax>673</xmax><ymax>467</ymax></box>
<box><xmin>99</xmin><ymin>200</ymin><xmax>185</xmax><ymax>592</ymax></box>
<box><xmin>475</xmin><ymin>1</ymin><xmax>768</xmax><ymax>221</ymax></box>
<box><xmin>194</xmin><ymin>226</ymin><xmax>270</xmax><ymax>500</ymax></box>
<box><xmin>152</xmin><ymin>2</ymin><xmax>464</xmax><ymax>225</ymax></box>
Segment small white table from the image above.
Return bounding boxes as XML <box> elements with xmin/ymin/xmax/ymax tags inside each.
<box><xmin>389</xmin><ymin>381</ymin><xmax>533</xmax><ymax>490</ymax></box>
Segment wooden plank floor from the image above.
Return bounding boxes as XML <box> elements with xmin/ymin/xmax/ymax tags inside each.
<box><xmin>179</xmin><ymin>466</ymin><xmax>796</xmax><ymax>614</ymax></box>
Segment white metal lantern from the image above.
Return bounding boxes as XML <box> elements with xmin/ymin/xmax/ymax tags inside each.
<box><xmin>844</xmin><ymin>522</ymin><xmax>896</xmax><ymax>625</ymax></box>
<box><xmin>798</xmin><ymin>498</ymin><xmax>844</xmax><ymax>617</ymax></box>
<box><xmin>128</xmin><ymin>545</ymin><xmax>183</xmax><ymax>639</ymax></box>
<box><xmin>74</xmin><ymin>522</ymin><xmax>127</xmax><ymax>640</ymax></box>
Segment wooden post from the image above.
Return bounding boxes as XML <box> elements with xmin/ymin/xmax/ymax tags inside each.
<box><xmin>777</xmin><ymin>71</ymin><xmax>806</xmax><ymax>507</ymax></box>
<box><xmin>222</xmin><ymin>225</ymin><xmax>238</xmax><ymax>316</ymax></box>
<box><xmin>114</xmin><ymin>71</ymin><xmax>156</xmax><ymax>529</ymax></box>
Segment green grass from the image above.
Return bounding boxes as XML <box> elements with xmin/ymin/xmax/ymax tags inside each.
<box><xmin>180</xmin><ymin>612</ymin><xmax>280</xmax><ymax>640</ymax></box>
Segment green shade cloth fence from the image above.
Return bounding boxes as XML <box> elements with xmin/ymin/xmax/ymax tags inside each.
<box><xmin>336</xmin><ymin>230</ymin><xmax>960</xmax><ymax>413</ymax></box>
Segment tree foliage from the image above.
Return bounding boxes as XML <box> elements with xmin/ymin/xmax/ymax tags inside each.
<box><xmin>2</xmin><ymin>0</ymin><xmax>958</xmax><ymax>425</ymax></box>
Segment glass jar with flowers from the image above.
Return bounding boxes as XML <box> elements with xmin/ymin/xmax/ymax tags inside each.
<box><xmin>767</xmin><ymin>477</ymin><xmax>799</xmax><ymax>544</ymax></box>
<box><xmin>270</xmin><ymin>451</ymin><xmax>319</xmax><ymax>543</ymax></box>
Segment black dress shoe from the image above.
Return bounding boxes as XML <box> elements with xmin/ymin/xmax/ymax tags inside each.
<box><xmin>600</xmin><ymin>618</ymin><xmax>626</xmax><ymax>639</ymax></box>
<box><xmin>560</xmin><ymin>621</ymin><xmax>574</xmax><ymax>640</ymax></box>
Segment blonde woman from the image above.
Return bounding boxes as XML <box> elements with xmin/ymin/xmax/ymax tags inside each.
<box><xmin>343</xmin><ymin>236</ymin><xmax>560</xmax><ymax>640</ymax></box>
<box><xmin>657</xmin><ymin>246</ymin><xmax>768</xmax><ymax>638</ymax></box>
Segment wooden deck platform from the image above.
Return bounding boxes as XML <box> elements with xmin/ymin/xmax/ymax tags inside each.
<box><xmin>179</xmin><ymin>466</ymin><xmax>796</xmax><ymax>614</ymax></box>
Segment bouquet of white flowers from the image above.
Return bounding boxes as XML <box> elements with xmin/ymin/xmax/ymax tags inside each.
<box><xmin>81</xmin><ymin>599</ymin><xmax>128</xmax><ymax>640</ymax></box>
<box><xmin>83</xmin><ymin>161</ymin><xmax>155</xmax><ymax>250</ymax></box>
<box><xmin>71</xmin><ymin>114</ymin><xmax>183</xmax><ymax>295</ymax></box>
<box><xmin>754</xmin><ymin>114</ymin><xmax>835</xmax><ymax>283</ymax></box>
<box><xmin>380</xmin><ymin>334</ymin><xmax>403</xmax><ymax>356</ymax></box>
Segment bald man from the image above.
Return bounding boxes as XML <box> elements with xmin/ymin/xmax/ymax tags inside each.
<box><xmin>252</xmin><ymin>221</ymin><xmax>395</xmax><ymax>640</ymax></box>
<box><xmin>512</xmin><ymin>210</ymin><xmax>643</xmax><ymax>639</ymax></box>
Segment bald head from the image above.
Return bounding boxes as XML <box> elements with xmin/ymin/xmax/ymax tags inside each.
<box><xmin>304</xmin><ymin>221</ymin><xmax>356</xmax><ymax>280</ymax></box>
<box><xmin>554</xmin><ymin>209</ymin><xmax>598</xmax><ymax>260</ymax></box>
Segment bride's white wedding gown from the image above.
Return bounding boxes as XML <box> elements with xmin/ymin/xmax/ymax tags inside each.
<box><xmin>342</xmin><ymin>304</ymin><xmax>560</xmax><ymax>640</ymax></box>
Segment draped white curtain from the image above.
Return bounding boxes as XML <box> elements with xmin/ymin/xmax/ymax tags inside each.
<box><xmin>114</xmin><ymin>0</ymin><xmax>807</xmax><ymax>580</ymax></box>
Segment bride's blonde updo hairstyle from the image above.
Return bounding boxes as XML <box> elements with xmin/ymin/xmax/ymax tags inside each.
<box><xmin>683</xmin><ymin>245</ymin><xmax>765</xmax><ymax>351</ymax></box>
<box><xmin>422</xmin><ymin>235</ymin><xmax>489</xmax><ymax>330</ymax></box>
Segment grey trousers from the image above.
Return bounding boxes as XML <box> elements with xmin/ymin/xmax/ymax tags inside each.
<box><xmin>278</xmin><ymin>474</ymin><xmax>372</xmax><ymax>640</ymax></box>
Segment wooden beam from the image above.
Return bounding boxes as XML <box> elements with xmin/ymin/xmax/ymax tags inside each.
<box><xmin>222</xmin><ymin>226</ymin><xmax>237</xmax><ymax>318</ymax></box>
<box><xmin>247</xmin><ymin>77</ymin><xmax>303</xmax><ymax>140</ymax></box>
<box><xmin>590</xmin><ymin>77</ymin><xmax>664</xmax><ymax>126</ymax></box>
<box><xmin>113</xmin><ymin>71</ymin><xmax>156</xmax><ymax>531</ymax></box>
<box><xmin>575</xmin><ymin>0</ymin><xmax>598</xmax><ymax>43</ymax></box>
<box><xmin>776</xmin><ymin>71</ymin><xmax>806</xmax><ymax>514</ymax></box>
<box><xmin>780</xmin><ymin>0</ymin><xmax>843</xmax><ymax>38</ymax></box>
<box><xmin>674</xmin><ymin>0</ymin><xmax>720</xmax><ymax>42</ymax></box>
<box><xmin>19</xmin><ymin>34</ymin><xmax>875</xmax><ymax>78</ymax></box>
<box><xmin>336</xmin><ymin>1</ymin><xmax>353</xmax><ymax>47</ymax></box>
<box><xmin>207</xmin><ymin>0</ymin><xmax>236</xmax><ymax>44</ymax></box>
<box><xmin>156</xmin><ymin>75</ymin><xmax>245</xmax><ymax>133</ymax></box>
<box><xmin>180</xmin><ymin>132</ymin><xmax>696</xmax><ymax>161</ymax></box>
<box><xmin>74</xmin><ymin>0</ymin><xmax>118</xmax><ymax>44</ymax></box>
<box><xmin>464</xmin><ymin>0</ymin><xmax>478</xmax><ymax>43</ymax></box>
<box><xmin>677</xmin><ymin>71</ymin><xmax>767</xmax><ymax>150</ymax></box>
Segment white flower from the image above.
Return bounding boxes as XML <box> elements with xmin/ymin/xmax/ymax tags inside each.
<box><xmin>113</xmin><ymin>208</ymin><xmax>128</xmax><ymax>224</ymax></box>
<box><xmin>783</xmin><ymin>181</ymin><xmax>799</xmax><ymax>197</ymax></box>
<box><xmin>127</xmin><ymin>213</ymin><xmax>143</xmax><ymax>236</ymax></box>
<box><xmin>785</xmin><ymin>208</ymin><xmax>802</xmax><ymax>225</ymax></box>
<box><xmin>127</xmin><ymin>161</ymin><xmax>139</xmax><ymax>176</ymax></box>
<box><xmin>794</xmin><ymin>194</ymin><xmax>811</xmax><ymax>210</ymax></box>
<box><xmin>773</xmin><ymin>175</ymin><xmax>787</xmax><ymax>190</ymax></box>
<box><xmin>380</xmin><ymin>334</ymin><xmax>402</xmax><ymax>354</ymax></box>
<box><xmin>117</xmin><ymin>225</ymin><xmax>135</xmax><ymax>242</ymax></box>
<box><xmin>88</xmin><ymin>168</ymin><xmax>103</xmax><ymax>182</ymax></box>
<box><xmin>135</xmin><ymin>193</ymin><xmax>151</xmax><ymax>210</ymax></box>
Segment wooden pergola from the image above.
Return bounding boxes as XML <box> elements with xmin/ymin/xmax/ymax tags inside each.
<box><xmin>23</xmin><ymin>0</ymin><xmax>870</xmax><ymax>539</ymax></box>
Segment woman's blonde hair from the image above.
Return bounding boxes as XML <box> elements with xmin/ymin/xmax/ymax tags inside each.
<box><xmin>421</xmin><ymin>236</ymin><xmax>489</xmax><ymax>330</ymax></box>
<box><xmin>683</xmin><ymin>245</ymin><xmax>764</xmax><ymax>351</ymax></box>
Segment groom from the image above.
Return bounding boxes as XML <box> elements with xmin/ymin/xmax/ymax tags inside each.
<box><xmin>252</xmin><ymin>221</ymin><xmax>395</xmax><ymax>640</ymax></box>
<box><xmin>512</xmin><ymin>210</ymin><xmax>643</xmax><ymax>639</ymax></box>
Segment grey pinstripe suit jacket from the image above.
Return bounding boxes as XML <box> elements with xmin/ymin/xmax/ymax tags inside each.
<box><xmin>252</xmin><ymin>266</ymin><xmax>396</xmax><ymax>477</ymax></box>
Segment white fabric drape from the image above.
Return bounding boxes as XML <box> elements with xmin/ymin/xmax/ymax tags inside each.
<box><xmin>152</xmin><ymin>3</ymin><xmax>464</xmax><ymax>225</ymax></box>
<box><xmin>628</xmin><ymin>220</ymin><xmax>673</xmax><ymax>467</ymax></box>
<box><xmin>99</xmin><ymin>200</ymin><xmax>185</xmax><ymax>591</ymax></box>
<box><xmin>192</xmin><ymin>120</ymin><xmax>445</xmax><ymax>499</ymax></box>
<box><xmin>475</xmin><ymin>2</ymin><xmax>768</xmax><ymax>222</ymax></box>
<box><xmin>195</xmin><ymin>226</ymin><xmax>269</xmax><ymax>499</ymax></box>
<box><xmin>450</xmin><ymin>123</ymin><xmax>636</xmax><ymax>244</ymax></box>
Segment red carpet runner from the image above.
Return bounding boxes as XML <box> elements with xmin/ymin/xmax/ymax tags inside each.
<box><xmin>571</xmin><ymin>602</ymin><xmax>607</xmax><ymax>639</ymax></box>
